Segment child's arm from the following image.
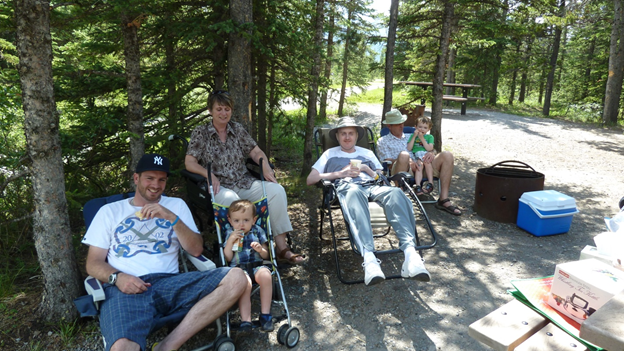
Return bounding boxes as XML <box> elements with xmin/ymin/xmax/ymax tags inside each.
<box><xmin>223</xmin><ymin>230</ymin><xmax>241</xmax><ymax>263</ymax></box>
<box><xmin>420</xmin><ymin>134</ymin><xmax>434</xmax><ymax>152</ymax></box>
<box><xmin>251</xmin><ymin>242</ymin><xmax>270</xmax><ymax>260</ymax></box>
<box><xmin>406</xmin><ymin>133</ymin><xmax>416</xmax><ymax>151</ymax></box>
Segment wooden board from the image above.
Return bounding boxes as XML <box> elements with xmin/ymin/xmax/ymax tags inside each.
<box><xmin>515</xmin><ymin>323</ymin><xmax>589</xmax><ymax>351</ymax></box>
<box><xmin>442</xmin><ymin>95</ymin><xmax>468</xmax><ymax>102</ymax></box>
<box><xmin>468</xmin><ymin>299</ymin><xmax>549</xmax><ymax>351</ymax></box>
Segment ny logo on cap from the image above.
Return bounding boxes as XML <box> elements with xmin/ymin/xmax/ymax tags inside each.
<box><xmin>154</xmin><ymin>156</ymin><xmax>163</xmax><ymax>165</ymax></box>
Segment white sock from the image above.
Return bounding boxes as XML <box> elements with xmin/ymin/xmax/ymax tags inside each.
<box><xmin>363</xmin><ymin>250</ymin><xmax>376</xmax><ymax>263</ymax></box>
<box><xmin>404</xmin><ymin>246</ymin><xmax>417</xmax><ymax>261</ymax></box>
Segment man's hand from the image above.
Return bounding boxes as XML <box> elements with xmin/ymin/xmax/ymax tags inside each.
<box><xmin>421</xmin><ymin>151</ymin><xmax>435</xmax><ymax>164</ymax></box>
<box><xmin>115</xmin><ymin>273</ymin><xmax>151</xmax><ymax>294</ymax></box>
<box><xmin>137</xmin><ymin>203</ymin><xmax>176</xmax><ymax>223</ymax></box>
<box><xmin>340</xmin><ymin>164</ymin><xmax>361</xmax><ymax>178</ymax></box>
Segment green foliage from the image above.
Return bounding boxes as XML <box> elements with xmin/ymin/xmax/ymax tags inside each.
<box><xmin>58</xmin><ymin>319</ymin><xmax>79</xmax><ymax>345</ymax></box>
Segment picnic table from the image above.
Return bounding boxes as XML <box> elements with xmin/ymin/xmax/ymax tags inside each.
<box><xmin>396</xmin><ymin>81</ymin><xmax>483</xmax><ymax>115</ymax></box>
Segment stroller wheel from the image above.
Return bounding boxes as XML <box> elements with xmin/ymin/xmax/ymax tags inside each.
<box><xmin>277</xmin><ymin>324</ymin><xmax>288</xmax><ymax>345</ymax></box>
<box><xmin>284</xmin><ymin>326</ymin><xmax>300</xmax><ymax>348</ymax></box>
<box><xmin>214</xmin><ymin>335</ymin><xmax>235</xmax><ymax>351</ymax></box>
<box><xmin>277</xmin><ymin>325</ymin><xmax>300</xmax><ymax>348</ymax></box>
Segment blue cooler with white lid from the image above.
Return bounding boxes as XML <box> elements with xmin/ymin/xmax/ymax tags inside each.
<box><xmin>517</xmin><ymin>190</ymin><xmax>578</xmax><ymax>236</ymax></box>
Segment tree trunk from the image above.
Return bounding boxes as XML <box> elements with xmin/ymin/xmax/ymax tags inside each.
<box><xmin>539</xmin><ymin>42</ymin><xmax>552</xmax><ymax>104</ymax></box>
<box><xmin>581</xmin><ymin>36</ymin><xmax>596</xmax><ymax>100</ymax></box>
<box><xmin>337</xmin><ymin>6</ymin><xmax>353</xmax><ymax>117</ymax></box>
<box><xmin>445</xmin><ymin>47</ymin><xmax>456</xmax><ymax>96</ymax></box>
<box><xmin>519</xmin><ymin>38</ymin><xmax>532</xmax><ymax>103</ymax></box>
<box><xmin>268</xmin><ymin>58</ymin><xmax>276</xmax><ymax>158</ymax></box>
<box><xmin>301</xmin><ymin>0</ymin><xmax>325</xmax><ymax>177</ymax></box>
<box><xmin>430</xmin><ymin>0</ymin><xmax>454</xmax><ymax>152</ymax></box>
<box><xmin>229</xmin><ymin>0</ymin><xmax>253</xmax><ymax>131</ymax></box>
<box><xmin>256</xmin><ymin>56</ymin><xmax>268</xmax><ymax>154</ymax></box>
<box><xmin>165</xmin><ymin>29</ymin><xmax>182</xmax><ymax>170</ymax></box>
<box><xmin>557</xmin><ymin>25</ymin><xmax>568</xmax><ymax>84</ymax></box>
<box><xmin>15</xmin><ymin>0</ymin><xmax>82</xmax><ymax>322</ymax></box>
<box><xmin>508</xmin><ymin>43</ymin><xmax>521</xmax><ymax>105</ymax></box>
<box><xmin>604</xmin><ymin>0</ymin><xmax>624</xmax><ymax>125</ymax></box>
<box><xmin>542</xmin><ymin>0</ymin><xmax>565</xmax><ymax>116</ymax></box>
<box><xmin>382</xmin><ymin>0</ymin><xmax>399</xmax><ymax>120</ymax></box>
<box><xmin>488</xmin><ymin>2</ymin><xmax>508</xmax><ymax>106</ymax></box>
<box><xmin>212</xmin><ymin>38</ymin><xmax>227</xmax><ymax>90</ymax></box>
<box><xmin>319</xmin><ymin>0</ymin><xmax>335</xmax><ymax>120</ymax></box>
<box><xmin>121</xmin><ymin>12</ymin><xmax>145</xmax><ymax>177</ymax></box>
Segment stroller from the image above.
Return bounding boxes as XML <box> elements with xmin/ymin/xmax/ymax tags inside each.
<box><xmin>206</xmin><ymin>160</ymin><xmax>300</xmax><ymax>348</ymax></box>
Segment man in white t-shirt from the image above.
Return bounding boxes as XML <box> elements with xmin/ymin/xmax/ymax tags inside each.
<box><xmin>82</xmin><ymin>153</ymin><xmax>246</xmax><ymax>351</ymax></box>
<box><xmin>307</xmin><ymin>117</ymin><xmax>431</xmax><ymax>286</ymax></box>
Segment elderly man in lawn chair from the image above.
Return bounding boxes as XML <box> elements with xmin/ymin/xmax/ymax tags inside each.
<box><xmin>306</xmin><ymin>117</ymin><xmax>431</xmax><ymax>286</ymax></box>
<box><xmin>81</xmin><ymin>153</ymin><xmax>246</xmax><ymax>351</ymax></box>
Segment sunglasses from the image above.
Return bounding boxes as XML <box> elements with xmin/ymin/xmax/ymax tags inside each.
<box><xmin>210</xmin><ymin>90</ymin><xmax>230</xmax><ymax>96</ymax></box>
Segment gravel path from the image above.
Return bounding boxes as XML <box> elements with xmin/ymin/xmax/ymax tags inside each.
<box><xmin>58</xmin><ymin>105</ymin><xmax>624</xmax><ymax>351</ymax></box>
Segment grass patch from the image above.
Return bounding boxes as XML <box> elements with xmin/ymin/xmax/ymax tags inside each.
<box><xmin>492</xmin><ymin>98</ymin><xmax>612</xmax><ymax>125</ymax></box>
<box><xmin>346</xmin><ymin>87</ymin><xmax>420</xmax><ymax>108</ymax></box>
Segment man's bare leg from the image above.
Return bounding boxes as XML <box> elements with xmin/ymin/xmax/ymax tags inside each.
<box><xmin>153</xmin><ymin>268</ymin><xmax>247</xmax><ymax>351</ymax></box>
<box><xmin>432</xmin><ymin>151</ymin><xmax>461</xmax><ymax>215</ymax></box>
<box><xmin>392</xmin><ymin>151</ymin><xmax>412</xmax><ymax>174</ymax></box>
<box><xmin>110</xmin><ymin>338</ymin><xmax>140</xmax><ymax>351</ymax></box>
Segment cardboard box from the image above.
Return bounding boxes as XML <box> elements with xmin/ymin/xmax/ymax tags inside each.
<box><xmin>547</xmin><ymin>258</ymin><xmax>624</xmax><ymax>324</ymax></box>
<box><xmin>579</xmin><ymin>245</ymin><xmax>615</xmax><ymax>266</ymax></box>
<box><xmin>517</xmin><ymin>190</ymin><xmax>578</xmax><ymax>236</ymax></box>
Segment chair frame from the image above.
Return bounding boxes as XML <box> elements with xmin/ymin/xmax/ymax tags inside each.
<box><xmin>313</xmin><ymin>127</ymin><xmax>438</xmax><ymax>284</ymax></box>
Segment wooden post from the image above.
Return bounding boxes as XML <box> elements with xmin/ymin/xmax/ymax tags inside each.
<box><xmin>461</xmin><ymin>87</ymin><xmax>468</xmax><ymax>115</ymax></box>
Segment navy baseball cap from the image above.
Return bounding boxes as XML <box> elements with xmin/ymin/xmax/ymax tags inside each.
<box><xmin>135</xmin><ymin>153</ymin><xmax>170</xmax><ymax>175</ymax></box>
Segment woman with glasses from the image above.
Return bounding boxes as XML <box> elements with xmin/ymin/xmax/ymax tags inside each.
<box><xmin>185</xmin><ymin>90</ymin><xmax>306</xmax><ymax>265</ymax></box>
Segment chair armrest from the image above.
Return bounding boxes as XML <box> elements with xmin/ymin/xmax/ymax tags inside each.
<box><xmin>184</xmin><ymin>251</ymin><xmax>217</xmax><ymax>271</ymax></box>
<box><xmin>84</xmin><ymin>276</ymin><xmax>106</xmax><ymax>303</ymax></box>
<box><xmin>383</xmin><ymin>160</ymin><xmax>392</xmax><ymax>175</ymax></box>
<box><xmin>181</xmin><ymin>169</ymin><xmax>207</xmax><ymax>185</ymax></box>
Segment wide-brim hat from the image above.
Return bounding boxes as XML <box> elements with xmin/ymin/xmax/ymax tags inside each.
<box><xmin>329</xmin><ymin>117</ymin><xmax>366</xmax><ymax>143</ymax></box>
<box><xmin>135</xmin><ymin>153</ymin><xmax>170</xmax><ymax>175</ymax></box>
<box><xmin>383</xmin><ymin>109</ymin><xmax>407</xmax><ymax>125</ymax></box>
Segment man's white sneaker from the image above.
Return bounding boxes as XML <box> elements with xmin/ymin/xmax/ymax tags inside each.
<box><xmin>362</xmin><ymin>258</ymin><xmax>385</xmax><ymax>286</ymax></box>
<box><xmin>401</xmin><ymin>255</ymin><xmax>431</xmax><ymax>282</ymax></box>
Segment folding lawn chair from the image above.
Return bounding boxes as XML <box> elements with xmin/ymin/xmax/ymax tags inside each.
<box><xmin>379</xmin><ymin>126</ymin><xmax>441</xmax><ymax>204</ymax></box>
<box><xmin>313</xmin><ymin>127</ymin><xmax>438</xmax><ymax>284</ymax></box>
<box><xmin>205</xmin><ymin>158</ymin><xmax>301</xmax><ymax>348</ymax></box>
<box><xmin>75</xmin><ymin>192</ymin><xmax>234</xmax><ymax>351</ymax></box>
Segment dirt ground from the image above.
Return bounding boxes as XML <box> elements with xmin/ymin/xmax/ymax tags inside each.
<box><xmin>6</xmin><ymin>105</ymin><xmax>624</xmax><ymax>350</ymax></box>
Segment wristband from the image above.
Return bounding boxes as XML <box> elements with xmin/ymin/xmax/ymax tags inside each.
<box><xmin>374</xmin><ymin>173</ymin><xmax>380</xmax><ymax>180</ymax></box>
<box><xmin>171</xmin><ymin>216</ymin><xmax>179</xmax><ymax>226</ymax></box>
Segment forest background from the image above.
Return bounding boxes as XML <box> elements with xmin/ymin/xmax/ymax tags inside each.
<box><xmin>1</xmin><ymin>0</ymin><xmax>624</xmax><ymax>348</ymax></box>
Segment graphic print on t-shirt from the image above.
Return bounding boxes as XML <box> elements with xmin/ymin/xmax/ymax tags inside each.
<box><xmin>113</xmin><ymin>213</ymin><xmax>175</xmax><ymax>258</ymax></box>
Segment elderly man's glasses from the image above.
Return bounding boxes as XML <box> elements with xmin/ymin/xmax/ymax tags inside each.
<box><xmin>210</xmin><ymin>90</ymin><xmax>229</xmax><ymax>96</ymax></box>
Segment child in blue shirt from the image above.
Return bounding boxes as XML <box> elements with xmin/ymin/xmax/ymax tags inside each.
<box><xmin>224</xmin><ymin>199</ymin><xmax>273</xmax><ymax>332</ymax></box>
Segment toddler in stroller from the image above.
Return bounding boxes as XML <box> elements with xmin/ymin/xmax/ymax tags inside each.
<box><xmin>223</xmin><ymin>199</ymin><xmax>274</xmax><ymax>332</ymax></box>
<box><xmin>208</xmin><ymin>160</ymin><xmax>300</xmax><ymax>347</ymax></box>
